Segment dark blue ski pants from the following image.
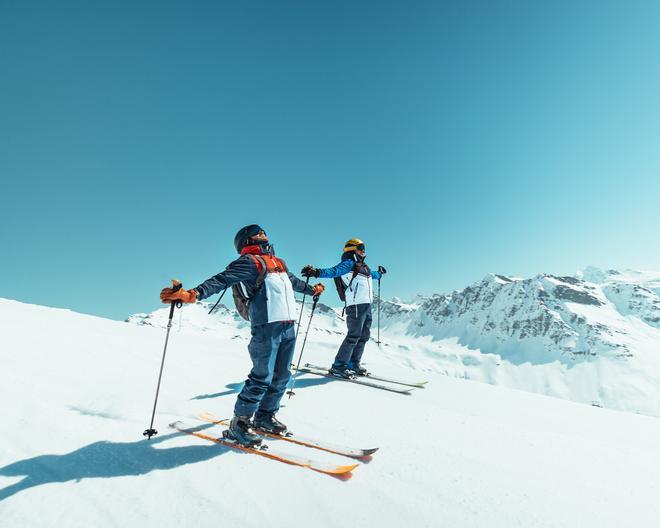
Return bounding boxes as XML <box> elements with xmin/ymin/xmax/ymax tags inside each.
<box><xmin>234</xmin><ymin>321</ymin><xmax>296</xmax><ymax>418</ymax></box>
<box><xmin>332</xmin><ymin>303</ymin><xmax>372</xmax><ymax>370</ymax></box>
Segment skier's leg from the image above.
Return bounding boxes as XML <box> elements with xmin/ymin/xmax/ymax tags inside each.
<box><xmin>233</xmin><ymin>323</ymin><xmax>277</xmax><ymax>418</ymax></box>
<box><xmin>332</xmin><ymin>308</ymin><xmax>362</xmax><ymax>370</ymax></box>
<box><xmin>256</xmin><ymin>322</ymin><xmax>295</xmax><ymax>416</ymax></box>
<box><xmin>349</xmin><ymin>304</ymin><xmax>372</xmax><ymax>368</ymax></box>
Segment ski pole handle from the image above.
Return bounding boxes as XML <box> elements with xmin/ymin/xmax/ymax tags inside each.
<box><xmin>169</xmin><ymin>279</ymin><xmax>183</xmax><ymax>319</ymax></box>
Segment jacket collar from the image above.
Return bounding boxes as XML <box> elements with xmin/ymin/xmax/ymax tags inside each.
<box><xmin>241</xmin><ymin>244</ymin><xmax>272</xmax><ymax>256</ymax></box>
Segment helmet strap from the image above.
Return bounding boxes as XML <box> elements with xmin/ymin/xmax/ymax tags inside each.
<box><xmin>251</xmin><ymin>241</ymin><xmax>274</xmax><ymax>255</ymax></box>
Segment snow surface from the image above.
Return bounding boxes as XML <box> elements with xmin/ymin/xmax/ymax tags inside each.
<box><xmin>3</xmin><ymin>296</ymin><xmax>660</xmax><ymax>527</ymax></box>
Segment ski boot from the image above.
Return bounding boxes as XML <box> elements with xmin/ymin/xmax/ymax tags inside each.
<box><xmin>222</xmin><ymin>415</ymin><xmax>262</xmax><ymax>447</ymax></box>
<box><xmin>350</xmin><ymin>363</ymin><xmax>368</xmax><ymax>376</ymax></box>
<box><xmin>253</xmin><ymin>412</ymin><xmax>288</xmax><ymax>435</ymax></box>
<box><xmin>329</xmin><ymin>366</ymin><xmax>356</xmax><ymax>379</ymax></box>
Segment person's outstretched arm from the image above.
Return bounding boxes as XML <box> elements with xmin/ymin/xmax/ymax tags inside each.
<box><xmin>194</xmin><ymin>257</ymin><xmax>258</xmax><ymax>300</ymax></box>
<box><xmin>307</xmin><ymin>260</ymin><xmax>354</xmax><ymax>279</ymax></box>
<box><xmin>288</xmin><ymin>271</ymin><xmax>316</xmax><ymax>295</ymax></box>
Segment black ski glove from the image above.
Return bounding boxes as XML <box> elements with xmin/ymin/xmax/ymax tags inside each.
<box><xmin>378</xmin><ymin>266</ymin><xmax>387</xmax><ymax>275</ymax></box>
<box><xmin>301</xmin><ymin>265</ymin><xmax>320</xmax><ymax>278</ymax></box>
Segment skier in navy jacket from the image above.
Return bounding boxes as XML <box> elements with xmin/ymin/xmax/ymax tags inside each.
<box><xmin>160</xmin><ymin>224</ymin><xmax>324</xmax><ymax>446</ymax></box>
<box><xmin>301</xmin><ymin>238</ymin><xmax>386</xmax><ymax>378</ymax></box>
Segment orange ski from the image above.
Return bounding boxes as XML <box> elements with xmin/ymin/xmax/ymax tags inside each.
<box><xmin>169</xmin><ymin>421</ymin><xmax>358</xmax><ymax>477</ymax></box>
<box><xmin>199</xmin><ymin>412</ymin><xmax>378</xmax><ymax>460</ymax></box>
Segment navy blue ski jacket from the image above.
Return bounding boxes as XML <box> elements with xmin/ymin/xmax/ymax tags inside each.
<box><xmin>194</xmin><ymin>246</ymin><xmax>313</xmax><ymax>326</ymax></box>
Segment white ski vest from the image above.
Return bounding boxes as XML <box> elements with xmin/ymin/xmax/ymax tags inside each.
<box><xmin>341</xmin><ymin>271</ymin><xmax>374</xmax><ymax>307</ymax></box>
<box><xmin>264</xmin><ymin>271</ymin><xmax>297</xmax><ymax>322</ymax></box>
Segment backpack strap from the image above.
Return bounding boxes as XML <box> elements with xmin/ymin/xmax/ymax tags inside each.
<box><xmin>251</xmin><ymin>254</ymin><xmax>288</xmax><ymax>274</ymax></box>
<box><xmin>345</xmin><ymin>256</ymin><xmax>361</xmax><ymax>291</ymax></box>
<box><xmin>336</xmin><ymin>257</ymin><xmax>361</xmax><ymax>317</ymax></box>
<box><xmin>231</xmin><ymin>254</ymin><xmax>270</xmax><ymax>321</ymax></box>
<box><xmin>273</xmin><ymin>256</ymin><xmax>288</xmax><ymax>273</ymax></box>
<box><xmin>248</xmin><ymin>254</ymin><xmax>269</xmax><ymax>294</ymax></box>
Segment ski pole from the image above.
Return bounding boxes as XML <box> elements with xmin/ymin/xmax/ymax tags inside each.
<box><xmin>377</xmin><ymin>277</ymin><xmax>381</xmax><ymax>346</ymax></box>
<box><xmin>295</xmin><ymin>276</ymin><xmax>310</xmax><ymax>339</ymax></box>
<box><xmin>208</xmin><ymin>288</ymin><xmax>228</xmax><ymax>315</ymax></box>
<box><xmin>287</xmin><ymin>294</ymin><xmax>320</xmax><ymax>398</ymax></box>
<box><xmin>143</xmin><ymin>279</ymin><xmax>183</xmax><ymax>440</ymax></box>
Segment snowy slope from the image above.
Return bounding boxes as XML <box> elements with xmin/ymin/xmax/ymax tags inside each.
<box><xmin>2</xmin><ymin>297</ymin><xmax>660</xmax><ymax>527</ymax></box>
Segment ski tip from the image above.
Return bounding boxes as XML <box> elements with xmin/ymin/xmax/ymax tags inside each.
<box><xmin>318</xmin><ymin>463</ymin><xmax>359</xmax><ymax>475</ymax></box>
<box><xmin>363</xmin><ymin>448</ymin><xmax>379</xmax><ymax>455</ymax></box>
<box><xmin>198</xmin><ymin>412</ymin><xmax>228</xmax><ymax>426</ymax></box>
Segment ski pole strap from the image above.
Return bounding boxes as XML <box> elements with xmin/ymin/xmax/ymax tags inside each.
<box><xmin>208</xmin><ymin>288</ymin><xmax>228</xmax><ymax>315</ymax></box>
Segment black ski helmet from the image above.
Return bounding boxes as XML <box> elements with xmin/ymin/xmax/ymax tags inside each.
<box><xmin>234</xmin><ymin>224</ymin><xmax>266</xmax><ymax>253</ymax></box>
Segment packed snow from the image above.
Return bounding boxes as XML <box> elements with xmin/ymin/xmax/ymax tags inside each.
<box><xmin>2</xmin><ymin>279</ymin><xmax>660</xmax><ymax>526</ymax></box>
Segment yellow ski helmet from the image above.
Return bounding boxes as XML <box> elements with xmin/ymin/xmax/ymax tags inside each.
<box><xmin>344</xmin><ymin>238</ymin><xmax>365</xmax><ymax>252</ymax></box>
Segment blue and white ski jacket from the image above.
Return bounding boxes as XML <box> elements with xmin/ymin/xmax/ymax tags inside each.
<box><xmin>318</xmin><ymin>257</ymin><xmax>382</xmax><ymax>307</ymax></box>
<box><xmin>194</xmin><ymin>246</ymin><xmax>314</xmax><ymax>326</ymax></box>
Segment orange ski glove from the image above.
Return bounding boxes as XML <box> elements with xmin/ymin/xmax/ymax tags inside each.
<box><xmin>160</xmin><ymin>287</ymin><xmax>198</xmax><ymax>304</ymax></box>
<box><xmin>312</xmin><ymin>283</ymin><xmax>325</xmax><ymax>297</ymax></box>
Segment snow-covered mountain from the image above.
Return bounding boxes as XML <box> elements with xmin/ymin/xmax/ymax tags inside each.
<box><xmin>376</xmin><ymin>266</ymin><xmax>660</xmax><ymax>416</ymax></box>
<box><xmin>3</xmin><ymin>297</ymin><xmax>660</xmax><ymax>527</ymax></box>
<box><xmin>129</xmin><ymin>267</ymin><xmax>660</xmax><ymax>417</ymax></box>
<box><xmin>380</xmin><ymin>266</ymin><xmax>660</xmax><ymax>362</ymax></box>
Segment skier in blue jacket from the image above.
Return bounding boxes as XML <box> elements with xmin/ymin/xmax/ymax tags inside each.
<box><xmin>160</xmin><ymin>224</ymin><xmax>324</xmax><ymax>446</ymax></box>
<box><xmin>301</xmin><ymin>238</ymin><xmax>386</xmax><ymax>378</ymax></box>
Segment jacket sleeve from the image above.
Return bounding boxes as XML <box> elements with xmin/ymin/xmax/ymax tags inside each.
<box><xmin>194</xmin><ymin>256</ymin><xmax>258</xmax><ymax>300</ymax></box>
<box><xmin>317</xmin><ymin>260</ymin><xmax>354</xmax><ymax>279</ymax></box>
<box><xmin>288</xmin><ymin>272</ymin><xmax>315</xmax><ymax>295</ymax></box>
<box><xmin>371</xmin><ymin>270</ymin><xmax>382</xmax><ymax>280</ymax></box>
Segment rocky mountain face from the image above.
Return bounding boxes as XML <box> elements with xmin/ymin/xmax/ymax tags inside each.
<box><xmin>580</xmin><ymin>267</ymin><xmax>660</xmax><ymax>327</ymax></box>
<box><xmin>380</xmin><ymin>267</ymin><xmax>660</xmax><ymax>366</ymax></box>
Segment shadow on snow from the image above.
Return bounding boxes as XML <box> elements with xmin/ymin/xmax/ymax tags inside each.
<box><xmin>190</xmin><ymin>375</ymin><xmax>336</xmax><ymax>402</ymax></box>
<box><xmin>0</xmin><ymin>423</ymin><xmax>228</xmax><ymax>502</ymax></box>
<box><xmin>191</xmin><ymin>382</ymin><xmax>245</xmax><ymax>400</ymax></box>
<box><xmin>286</xmin><ymin>376</ymin><xmax>336</xmax><ymax>391</ymax></box>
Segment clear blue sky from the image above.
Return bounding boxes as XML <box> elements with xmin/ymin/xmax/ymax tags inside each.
<box><xmin>1</xmin><ymin>1</ymin><xmax>659</xmax><ymax>320</ymax></box>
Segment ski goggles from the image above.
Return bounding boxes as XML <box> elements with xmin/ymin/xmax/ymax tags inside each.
<box><xmin>345</xmin><ymin>243</ymin><xmax>366</xmax><ymax>251</ymax></box>
<box><xmin>244</xmin><ymin>224</ymin><xmax>266</xmax><ymax>238</ymax></box>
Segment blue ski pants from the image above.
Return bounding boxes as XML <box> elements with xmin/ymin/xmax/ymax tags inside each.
<box><xmin>234</xmin><ymin>321</ymin><xmax>296</xmax><ymax>418</ymax></box>
<box><xmin>332</xmin><ymin>303</ymin><xmax>372</xmax><ymax>370</ymax></box>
